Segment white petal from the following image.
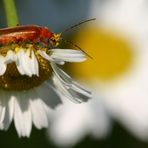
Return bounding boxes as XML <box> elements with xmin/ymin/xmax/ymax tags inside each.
<box><xmin>51</xmin><ymin>63</ymin><xmax>92</xmax><ymax>103</ymax></box>
<box><xmin>52</xmin><ymin>74</ymin><xmax>81</xmax><ymax>103</ymax></box>
<box><xmin>29</xmin><ymin>90</ymin><xmax>48</xmax><ymax>129</ymax></box>
<box><xmin>14</xmin><ymin>93</ymin><xmax>32</xmax><ymax>137</ymax></box>
<box><xmin>49</xmin><ymin>103</ymin><xmax>89</xmax><ymax>146</ymax></box>
<box><xmin>0</xmin><ymin>91</ymin><xmax>6</xmax><ymax>123</ymax></box>
<box><xmin>5</xmin><ymin>50</ymin><xmax>17</xmax><ymax>64</ymax></box>
<box><xmin>16</xmin><ymin>49</ymin><xmax>39</xmax><ymax>77</ymax></box>
<box><xmin>34</xmin><ymin>82</ymin><xmax>62</xmax><ymax>109</ymax></box>
<box><xmin>49</xmin><ymin>97</ymin><xmax>110</xmax><ymax>147</ymax></box>
<box><xmin>0</xmin><ymin>56</ymin><xmax>6</xmax><ymax>76</ymax></box>
<box><xmin>16</xmin><ymin>49</ymin><xmax>30</xmax><ymax>76</ymax></box>
<box><xmin>29</xmin><ymin>50</ymin><xmax>39</xmax><ymax>76</ymax></box>
<box><xmin>37</xmin><ymin>50</ymin><xmax>64</xmax><ymax>65</ymax></box>
<box><xmin>50</xmin><ymin>49</ymin><xmax>86</xmax><ymax>62</ymax></box>
<box><xmin>0</xmin><ymin>92</ymin><xmax>15</xmax><ymax>130</ymax></box>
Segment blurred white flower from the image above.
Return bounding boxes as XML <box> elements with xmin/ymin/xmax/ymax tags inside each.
<box><xmin>48</xmin><ymin>87</ymin><xmax>111</xmax><ymax>147</ymax></box>
<box><xmin>95</xmin><ymin>0</ymin><xmax>148</xmax><ymax>140</ymax></box>
<box><xmin>47</xmin><ymin>0</ymin><xmax>148</xmax><ymax>146</ymax></box>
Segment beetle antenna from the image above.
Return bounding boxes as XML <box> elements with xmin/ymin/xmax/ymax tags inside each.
<box><xmin>62</xmin><ymin>18</ymin><xmax>96</xmax><ymax>34</ymax></box>
<box><xmin>61</xmin><ymin>38</ymin><xmax>93</xmax><ymax>59</ymax></box>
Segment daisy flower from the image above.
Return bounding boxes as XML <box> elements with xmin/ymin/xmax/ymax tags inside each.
<box><xmin>47</xmin><ymin>0</ymin><xmax>148</xmax><ymax>146</ymax></box>
<box><xmin>0</xmin><ymin>25</ymin><xmax>92</xmax><ymax>137</ymax></box>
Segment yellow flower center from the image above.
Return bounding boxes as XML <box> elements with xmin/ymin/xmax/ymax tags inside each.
<box><xmin>0</xmin><ymin>44</ymin><xmax>52</xmax><ymax>91</ymax></box>
<box><xmin>68</xmin><ymin>25</ymin><xmax>134</xmax><ymax>82</ymax></box>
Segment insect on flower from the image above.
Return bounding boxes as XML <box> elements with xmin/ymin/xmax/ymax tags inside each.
<box><xmin>0</xmin><ymin>19</ymin><xmax>94</xmax><ymax>137</ymax></box>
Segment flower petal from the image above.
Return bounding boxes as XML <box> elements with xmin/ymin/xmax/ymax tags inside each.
<box><xmin>14</xmin><ymin>93</ymin><xmax>32</xmax><ymax>137</ymax></box>
<box><xmin>5</xmin><ymin>50</ymin><xmax>17</xmax><ymax>64</ymax></box>
<box><xmin>37</xmin><ymin>50</ymin><xmax>64</xmax><ymax>65</ymax></box>
<box><xmin>34</xmin><ymin>82</ymin><xmax>62</xmax><ymax>109</ymax></box>
<box><xmin>51</xmin><ymin>63</ymin><xmax>92</xmax><ymax>103</ymax></box>
<box><xmin>29</xmin><ymin>90</ymin><xmax>48</xmax><ymax>129</ymax></box>
<box><xmin>50</xmin><ymin>49</ymin><xmax>86</xmax><ymax>62</ymax></box>
<box><xmin>30</xmin><ymin>99</ymin><xmax>48</xmax><ymax>129</ymax></box>
<box><xmin>49</xmin><ymin>95</ymin><xmax>111</xmax><ymax>147</ymax></box>
<box><xmin>0</xmin><ymin>92</ymin><xmax>15</xmax><ymax>130</ymax></box>
<box><xmin>0</xmin><ymin>56</ymin><xmax>6</xmax><ymax>76</ymax></box>
<box><xmin>52</xmin><ymin>74</ymin><xmax>80</xmax><ymax>103</ymax></box>
<box><xmin>16</xmin><ymin>49</ymin><xmax>31</xmax><ymax>76</ymax></box>
<box><xmin>29</xmin><ymin>50</ymin><xmax>39</xmax><ymax>76</ymax></box>
<box><xmin>16</xmin><ymin>49</ymin><xmax>39</xmax><ymax>77</ymax></box>
<box><xmin>0</xmin><ymin>91</ymin><xmax>6</xmax><ymax>123</ymax></box>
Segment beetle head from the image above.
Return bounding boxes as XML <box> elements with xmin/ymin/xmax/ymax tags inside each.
<box><xmin>50</xmin><ymin>33</ymin><xmax>62</xmax><ymax>47</ymax></box>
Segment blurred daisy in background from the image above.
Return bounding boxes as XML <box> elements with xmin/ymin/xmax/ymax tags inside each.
<box><xmin>96</xmin><ymin>0</ymin><xmax>148</xmax><ymax>140</ymax></box>
<box><xmin>47</xmin><ymin>0</ymin><xmax>148</xmax><ymax>147</ymax></box>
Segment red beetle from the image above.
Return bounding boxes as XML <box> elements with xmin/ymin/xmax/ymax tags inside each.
<box><xmin>0</xmin><ymin>18</ymin><xmax>95</xmax><ymax>57</ymax></box>
<box><xmin>0</xmin><ymin>25</ymin><xmax>62</xmax><ymax>47</ymax></box>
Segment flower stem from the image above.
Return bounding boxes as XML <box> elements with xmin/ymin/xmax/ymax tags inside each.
<box><xmin>3</xmin><ymin>0</ymin><xmax>19</xmax><ymax>27</ymax></box>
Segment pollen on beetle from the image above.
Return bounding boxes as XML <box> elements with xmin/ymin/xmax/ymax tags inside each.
<box><xmin>0</xmin><ymin>43</ymin><xmax>52</xmax><ymax>91</ymax></box>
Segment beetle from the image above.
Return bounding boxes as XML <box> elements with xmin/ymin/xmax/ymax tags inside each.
<box><xmin>0</xmin><ymin>25</ymin><xmax>61</xmax><ymax>47</ymax></box>
<box><xmin>0</xmin><ymin>18</ymin><xmax>95</xmax><ymax>57</ymax></box>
